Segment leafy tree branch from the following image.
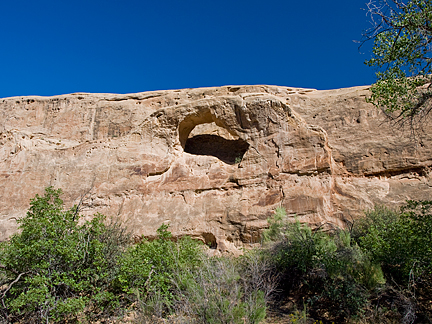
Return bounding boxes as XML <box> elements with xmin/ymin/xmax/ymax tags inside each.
<box><xmin>362</xmin><ymin>0</ymin><xmax>432</xmax><ymax>132</ymax></box>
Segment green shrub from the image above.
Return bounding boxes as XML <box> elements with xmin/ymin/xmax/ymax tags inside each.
<box><xmin>0</xmin><ymin>187</ymin><xmax>130</xmax><ymax>323</ymax></box>
<box><xmin>265</xmin><ymin>214</ymin><xmax>384</xmax><ymax>321</ymax></box>
<box><xmin>175</xmin><ymin>255</ymin><xmax>267</xmax><ymax>324</ymax></box>
<box><xmin>0</xmin><ymin>187</ymin><xmax>275</xmax><ymax>323</ymax></box>
<box><xmin>122</xmin><ymin>226</ymin><xmax>271</xmax><ymax>324</ymax></box>
<box><xmin>116</xmin><ymin>223</ymin><xmax>204</xmax><ymax>318</ymax></box>
<box><xmin>353</xmin><ymin>202</ymin><xmax>432</xmax><ymax>285</ymax></box>
<box><xmin>352</xmin><ymin>202</ymin><xmax>432</xmax><ymax>322</ymax></box>
<box><xmin>262</xmin><ymin>207</ymin><xmax>288</xmax><ymax>243</ymax></box>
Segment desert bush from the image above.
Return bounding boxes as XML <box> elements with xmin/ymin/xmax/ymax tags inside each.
<box><xmin>265</xmin><ymin>215</ymin><xmax>384</xmax><ymax>322</ymax></box>
<box><xmin>173</xmin><ymin>255</ymin><xmax>267</xmax><ymax>324</ymax></box>
<box><xmin>238</xmin><ymin>248</ymin><xmax>280</xmax><ymax>304</ymax></box>
<box><xmin>126</xmin><ymin>226</ymin><xmax>272</xmax><ymax>324</ymax></box>
<box><xmin>352</xmin><ymin>202</ymin><xmax>432</xmax><ymax>323</ymax></box>
<box><xmin>0</xmin><ymin>187</ymin><xmax>130</xmax><ymax>323</ymax></box>
<box><xmin>116</xmin><ymin>223</ymin><xmax>204</xmax><ymax>319</ymax></box>
<box><xmin>0</xmin><ymin>188</ymin><xmax>273</xmax><ymax>324</ymax></box>
<box><xmin>262</xmin><ymin>207</ymin><xmax>288</xmax><ymax>243</ymax></box>
<box><xmin>10</xmin><ymin>188</ymin><xmax>431</xmax><ymax>323</ymax></box>
<box><xmin>353</xmin><ymin>202</ymin><xmax>432</xmax><ymax>285</ymax></box>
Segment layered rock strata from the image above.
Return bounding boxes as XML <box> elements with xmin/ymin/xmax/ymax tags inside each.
<box><xmin>1</xmin><ymin>85</ymin><xmax>431</xmax><ymax>251</ymax></box>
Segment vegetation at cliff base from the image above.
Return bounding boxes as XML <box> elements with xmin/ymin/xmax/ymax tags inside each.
<box><xmin>0</xmin><ymin>188</ymin><xmax>431</xmax><ymax>323</ymax></box>
<box><xmin>0</xmin><ymin>188</ymin><xmax>272</xmax><ymax>323</ymax></box>
<box><xmin>0</xmin><ymin>187</ymin><xmax>130</xmax><ymax>322</ymax></box>
<box><xmin>264</xmin><ymin>206</ymin><xmax>432</xmax><ymax>323</ymax></box>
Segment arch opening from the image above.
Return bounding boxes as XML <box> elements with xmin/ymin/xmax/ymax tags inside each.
<box><xmin>183</xmin><ymin>122</ymin><xmax>249</xmax><ymax>165</ymax></box>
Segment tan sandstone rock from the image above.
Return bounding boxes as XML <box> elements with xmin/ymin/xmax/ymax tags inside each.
<box><xmin>1</xmin><ymin>85</ymin><xmax>431</xmax><ymax>252</ymax></box>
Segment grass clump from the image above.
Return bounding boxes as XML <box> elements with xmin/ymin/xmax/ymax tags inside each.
<box><xmin>127</xmin><ymin>230</ymin><xmax>275</xmax><ymax>323</ymax></box>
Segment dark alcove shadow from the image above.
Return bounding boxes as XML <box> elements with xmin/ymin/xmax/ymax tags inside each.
<box><xmin>202</xmin><ymin>232</ymin><xmax>217</xmax><ymax>249</ymax></box>
<box><xmin>184</xmin><ymin>134</ymin><xmax>249</xmax><ymax>165</ymax></box>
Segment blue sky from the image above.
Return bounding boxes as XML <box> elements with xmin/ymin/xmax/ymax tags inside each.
<box><xmin>0</xmin><ymin>0</ymin><xmax>376</xmax><ymax>98</ymax></box>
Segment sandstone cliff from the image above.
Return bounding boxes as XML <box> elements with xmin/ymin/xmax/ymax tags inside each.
<box><xmin>1</xmin><ymin>85</ymin><xmax>431</xmax><ymax>251</ymax></box>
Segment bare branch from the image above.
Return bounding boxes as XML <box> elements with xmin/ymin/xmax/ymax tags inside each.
<box><xmin>72</xmin><ymin>183</ymin><xmax>94</xmax><ymax>221</ymax></box>
<box><xmin>1</xmin><ymin>271</ymin><xmax>30</xmax><ymax>307</ymax></box>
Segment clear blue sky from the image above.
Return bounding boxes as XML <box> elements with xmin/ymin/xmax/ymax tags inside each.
<box><xmin>0</xmin><ymin>0</ymin><xmax>376</xmax><ymax>98</ymax></box>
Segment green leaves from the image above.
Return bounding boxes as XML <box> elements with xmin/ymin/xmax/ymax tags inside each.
<box><xmin>116</xmin><ymin>225</ymin><xmax>204</xmax><ymax>308</ymax></box>
<box><xmin>355</xmin><ymin>202</ymin><xmax>432</xmax><ymax>283</ymax></box>
<box><xmin>351</xmin><ymin>202</ymin><xmax>432</xmax><ymax>321</ymax></box>
<box><xmin>262</xmin><ymin>207</ymin><xmax>288</xmax><ymax>242</ymax></box>
<box><xmin>266</xmin><ymin>211</ymin><xmax>385</xmax><ymax>320</ymax></box>
<box><xmin>364</xmin><ymin>0</ymin><xmax>432</xmax><ymax>123</ymax></box>
<box><xmin>0</xmin><ymin>187</ymin><xmax>130</xmax><ymax>323</ymax></box>
<box><xmin>0</xmin><ymin>187</ymin><xmax>274</xmax><ymax>323</ymax></box>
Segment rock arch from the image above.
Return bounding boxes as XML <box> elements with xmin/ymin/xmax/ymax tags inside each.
<box><xmin>178</xmin><ymin>108</ymin><xmax>249</xmax><ymax>164</ymax></box>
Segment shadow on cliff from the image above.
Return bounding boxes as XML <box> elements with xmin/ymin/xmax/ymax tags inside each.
<box><xmin>184</xmin><ymin>134</ymin><xmax>249</xmax><ymax>165</ymax></box>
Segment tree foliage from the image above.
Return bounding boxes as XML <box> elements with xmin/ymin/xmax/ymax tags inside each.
<box><xmin>353</xmin><ymin>202</ymin><xmax>432</xmax><ymax>285</ymax></box>
<box><xmin>363</xmin><ymin>0</ymin><xmax>432</xmax><ymax>127</ymax></box>
<box><xmin>2</xmin><ymin>187</ymin><xmax>431</xmax><ymax>323</ymax></box>
<box><xmin>0</xmin><ymin>187</ymin><xmax>130</xmax><ymax>323</ymax></box>
<box><xmin>265</xmin><ymin>217</ymin><xmax>385</xmax><ymax>321</ymax></box>
<box><xmin>0</xmin><ymin>187</ymin><xmax>274</xmax><ymax>323</ymax></box>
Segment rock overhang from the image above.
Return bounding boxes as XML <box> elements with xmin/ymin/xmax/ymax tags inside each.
<box><xmin>1</xmin><ymin>85</ymin><xmax>432</xmax><ymax>253</ymax></box>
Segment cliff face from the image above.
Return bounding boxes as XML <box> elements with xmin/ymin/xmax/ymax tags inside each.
<box><xmin>1</xmin><ymin>85</ymin><xmax>431</xmax><ymax>251</ymax></box>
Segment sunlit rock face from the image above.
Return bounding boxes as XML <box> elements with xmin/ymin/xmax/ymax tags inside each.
<box><xmin>1</xmin><ymin>85</ymin><xmax>432</xmax><ymax>252</ymax></box>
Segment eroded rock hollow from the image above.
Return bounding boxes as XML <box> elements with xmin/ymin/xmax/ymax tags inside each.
<box><xmin>1</xmin><ymin>85</ymin><xmax>432</xmax><ymax>252</ymax></box>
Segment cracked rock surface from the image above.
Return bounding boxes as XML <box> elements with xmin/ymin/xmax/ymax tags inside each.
<box><xmin>1</xmin><ymin>85</ymin><xmax>432</xmax><ymax>252</ymax></box>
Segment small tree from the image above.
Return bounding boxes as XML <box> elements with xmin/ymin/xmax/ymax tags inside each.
<box><xmin>363</xmin><ymin>0</ymin><xmax>432</xmax><ymax>129</ymax></box>
<box><xmin>116</xmin><ymin>224</ymin><xmax>204</xmax><ymax>318</ymax></box>
<box><xmin>354</xmin><ymin>202</ymin><xmax>432</xmax><ymax>285</ymax></box>
<box><xmin>352</xmin><ymin>202</ymin><xmax>432</xmax><ymax>322</ymax></box>
<box><xmin>0</xmin><ymin>187</ymin><xmax>130</xmax><ymax>323</ymax></box>
<box><xmin>264</xmin><ymin>212</ymin><xmax>385</xmax><ymax>322</ymax></box>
